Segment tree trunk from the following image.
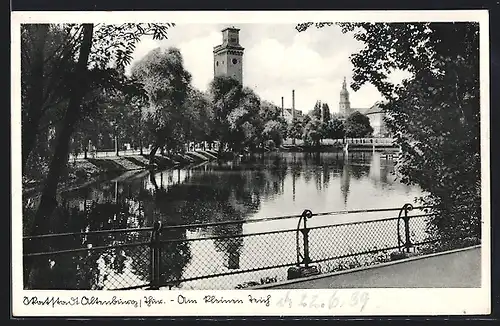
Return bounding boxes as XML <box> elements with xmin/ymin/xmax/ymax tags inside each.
<box><xmin>114</xmin><ymin>133</ymin><xmax>119</xmax><ymax>156</ymax></box>
<box><xmin>22</xmin><ymin>25</ymin><xmax>50</xmax><ymax>170</ymax></box>
<box><xmin>149</xmin><ymin>144</ymin><xmax>159</xmax><ymax>165</ymax></box>
<box><xmin>29</xmin><ymin>24</ymin><xmax>94</xmax><ymax>238</ymax></box>
<box><xmin>218</xmin><ymin>141</ymin><xmax>224</xmax><ymax>156</ymax></box>
<box><xmin>25</xmin><ymin>24</ymin><xmax>94</xmax><ymax>288</ymax></box>
<box><xmin>149</xmin><ymin>172</ymin><xmax>159</xmax><ymax>190</ymax></box>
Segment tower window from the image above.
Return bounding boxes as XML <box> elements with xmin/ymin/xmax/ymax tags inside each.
<box><xmin>232</xmin><ymin>58</ymin><xmax>238</xmax><ymax>64</ymax></box>
<box><xmin>230</xmin><ymin>38</ymin><xmax>237</xmax><ymax>43</ymax></box>
<box><xmin>216</xmin><ymin>61</ymin><xmax>219</xmax><ymax>66</ymax></box>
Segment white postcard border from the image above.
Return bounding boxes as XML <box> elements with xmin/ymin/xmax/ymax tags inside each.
<box><xmin>11</xmin><ymin>10</ymin><xmax>491</xmax><ymax>317</ymax></box>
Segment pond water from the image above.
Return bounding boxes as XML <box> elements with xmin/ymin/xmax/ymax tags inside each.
<box><xmin>24</xmin><ymin>151</ymin><xmax>427</xmax><ymax>290</ymax></box>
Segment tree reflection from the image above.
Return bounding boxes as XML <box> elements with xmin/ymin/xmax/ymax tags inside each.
<box><xmin>24</xmin><ymin>199</ymin><xmax>149</xmax><ymax>289</ymax></box>
<box><xmin>340</xmin><ymin>158</ymin><xmax>351</xmax><ymax>207</ymax></box>
<box><xmin>212</xmin><ymin>224</ymin><xmax>244</xmax><ymax>270</ymax></box>
<box><xmin>24</xmin><ymin>151</ymin><xmax>402</xmax><ymax>289</ymax></box>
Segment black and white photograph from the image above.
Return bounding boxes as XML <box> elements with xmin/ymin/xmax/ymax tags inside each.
<box><xmin>12</xmin><ymin>10</ymin><xmax>490</xmax><ymax>316</ymax></box>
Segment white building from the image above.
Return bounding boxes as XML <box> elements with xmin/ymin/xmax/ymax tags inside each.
<box><xmin>362</xmin><ymin>102</ymin><xmax>388</xmax><ymax>137</ymax></box>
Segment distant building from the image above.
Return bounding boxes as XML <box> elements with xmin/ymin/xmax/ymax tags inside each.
<box><xmin>283</xmin><ymin>108</ymin><xmax>304</xmax><ymax>125</ymax></box>
<box><xmin>338</xmin><ymin>77</ymin><xmax>390</xmax><ymax>137</ymax></box>
<box><xmin>213</xmin><ymin>27</ymin><xmax>244</xmax><ymax>84</ymax></box>
<box><xmin>363</xmin><ymin>102</ymin><xmax>389</xmax><ymax>137</ymax></box>
<box><xmin>339</xmin><ymin>77</ymin><xmax>352</xmax><ymax>117</ymax></box>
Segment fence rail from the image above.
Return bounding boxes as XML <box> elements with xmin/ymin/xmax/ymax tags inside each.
<box><xmin>283</xmin><ymin>138</ymin><xmax>397</xmax><ymax>146</ymax></box>
<box><xmin>23</xmin><ymin>204</ymin><xmax>480</xmax><ymax>290</ymax></box>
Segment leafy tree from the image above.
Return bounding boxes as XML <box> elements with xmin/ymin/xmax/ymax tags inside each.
<box><xmin>208</xmin><ymin>76</ymin><xmax>245</xmax><ymax>153</ymax></box>
<box><xmin>312</xmin><ymin>100</ymin><xmax>322</xmax><ymax>120</ymax></box>
<box><xmin>183</xmin><ymin>87</ymin><xmax>213</xmax><ymax>144</ymax></box>
<box><xmin>296</xmin><ymin>22</ymin><xmax>480</xmax><ymax>239</ymax></box>
<box><xmin>21</xmin><ymin>24</ymin><xmax>77</xmax><ymax>171</ymax></box>
<box><xmin>131</xmin><ymin>47</ymin><xmax>192</xmax><ymax>162</ymax></box>
<box><xmin>226</xmin><ymin>87</ymin><xmax>261</xmax><ymax>153</ymax></box>
<box><xmin>303</xmin><ymin>118</ymin><xmax>325</xmax><ymax>148</ymax></box>
<box><xmin>344</xmin><ymin>111</ymin><xmax>373</xmax><ymax>138</ymax></box>
<box><xmin>259</xmin><ymin>100</ymin><xmax>282</xmax><ymax>121</ymax></box>
<box><xmin>302</xmin><ymin>114</ymin><xmax>312</xmax><ymax>126</ymax></box>
<box><xmin>255</xmin><ymin>100</ymin><xmax>288</xmax><ymax>150</ymax></box>
<box><xmin>321</xmin><ymin>102</ymin><xmax>331</xmax><ymax>123</ymax></box>
<box><xmin>28</xmin><ymin>22</ymin><xmax>175</xmax><ymax>241</ymax></box>
<box><xmin>262</xmin><ymin>120</ymin><xmax>284</xmax><ymax>149</ymax></box>
<box><xmin>324</xmin><ymin>117</ymin><xmax>345</xmax><ymax>140</ymax></box>
<box><xmin>288</xmin><ymin>117</ymin><xmax>304</xmax><ymax>142</ymax></box>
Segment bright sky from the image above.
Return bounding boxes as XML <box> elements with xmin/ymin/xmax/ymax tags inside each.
<box><xmin>125</xmin><ymin>23</ymin><xmax>400</xmax><ymax>114</ymax></box>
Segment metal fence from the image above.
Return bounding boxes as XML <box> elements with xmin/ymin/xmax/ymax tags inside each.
<box><xmin>23</xmin><ymin>204</ymin><xmax>480</xmax><ymax>290</ymax></box>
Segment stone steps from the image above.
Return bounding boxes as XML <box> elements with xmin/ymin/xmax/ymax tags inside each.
<box><xmin>186</xmin><ymin>151</ymin><xmax>210</xmax><ymax>161</ymax></box>
<box><xmin>198</xmin><ymin>150</ymin><xmax>218</xmax><ymax>160</ymax></box>
<box><xmin>108</xmin><ymin>157</ymin><xmax>143</xmax><ymax>170</ymax></box>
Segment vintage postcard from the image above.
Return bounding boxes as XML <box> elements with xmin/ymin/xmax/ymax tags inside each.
<box><xmin>11</xmin><ymin>10</ymin><xmax>491</xmax><ymax>317</ymax></box>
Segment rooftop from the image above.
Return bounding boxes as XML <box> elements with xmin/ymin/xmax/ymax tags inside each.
<box><xmin>363</xmin><ymin>102</ymin><xmax>384</xmax><ymax>115</ymax></box>
<box><xmin>222</xmin><ymin>26</ymin><xmax>240</xmax><ymax>32</ymax></box>
<box><xmin>284</xmin><ymin>108</ymin><xmax>304</xmax><ymax>116</ymax></box>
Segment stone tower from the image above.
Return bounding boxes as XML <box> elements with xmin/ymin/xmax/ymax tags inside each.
<box><xmin>213</xmin><ymin>27</ymin><xmax>244</xmax><ymax>84</ymax></box>
<box><xmin>339</xmin><ymin>76</ymin><xmax>351</xmax><ymax>117</ymax></box>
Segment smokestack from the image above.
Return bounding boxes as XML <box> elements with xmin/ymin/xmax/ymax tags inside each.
<box><xmin>292</xmin><ymin>90</ymin><xmax>295</xmax><ymax>119</ymax></box>
<box><xmin>281</xmin><ymin>96</ymin><xmax>284</xmax><ymax>116</ymax></box>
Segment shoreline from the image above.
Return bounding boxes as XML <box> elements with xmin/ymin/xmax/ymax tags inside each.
<box><xmin>22</xmin><ymin>146</ymin><xmax>399</xmax><ymax>197</ymax></box>
<box><xmin>22</xmin><ymin>150</ymin><xmax>221</xmax><ymax>197</ymax></box>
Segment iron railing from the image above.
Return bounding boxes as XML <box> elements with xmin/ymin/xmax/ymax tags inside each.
<box><xmin>23</xmin><ymin>204</ymin><xmax>480</xmax><ymax>290</ymax></box>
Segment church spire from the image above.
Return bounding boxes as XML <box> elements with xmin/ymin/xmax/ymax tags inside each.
<box><xmin>339</xmin><ymin>76</ymin><xmax>351</xmax><ymax>117</ymax></box>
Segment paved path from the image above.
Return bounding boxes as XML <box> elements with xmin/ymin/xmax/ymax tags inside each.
<box><xmin>264</xmin><ymin>247</ymin><xmax>481</xmax><ymax>289</ymax></box>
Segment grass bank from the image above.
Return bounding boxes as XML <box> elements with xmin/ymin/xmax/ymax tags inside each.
<box><xmin>22</xmin><ymin>151</ymin><xmax>220</xmax><ymax>197</ymax></box>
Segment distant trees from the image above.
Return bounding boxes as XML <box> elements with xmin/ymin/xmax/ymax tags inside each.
<box><xmin>131</xmin><ymin>47</ymin><xmax>192</xmax><ymax>163</ymax></box>
<box><xmin>288</xmin><ymin>117</ymin><xmax>304</xmax><ymax>142</ymax></box>
<box><xmin>259</xmin><ymin>101</ymin><xmax>288</xmax><ymax>149</ymax></box>
<box><xmin>207</xmin><ymin>76</ymin><xmax>289</xmax><ymax>153</ymax></box>
<box><xmin>323</xmin><ymin>117</ymin><xmax>345</xmax><ymax>139</ymax></box>
<box><xmin>344</xmin><ymin>111</ymin><xmax>373</xmax><ymax>138</ymax></box>
<box><xmin>303</xmin><ymin>118</ymin><xmax>325</xmax><ymax>147</ymax></box>
<box><xmin>297</xmin><ymin>22</ymin><xmax>481</xmax><ymax>240</ymax></box>
<box><xmin>208</xmin><ymin>76</ymin><xmax>247</xmax><ymax>153</ymax></box>
<box><xmin>311</xmin><ymin>100</ymin><xmax>322</xmax><ymax>120</ymax></box>
<box><xmin>321</xmin><ymin>103</ymin><xmax>331</xmax><ymax>123</ymax></box>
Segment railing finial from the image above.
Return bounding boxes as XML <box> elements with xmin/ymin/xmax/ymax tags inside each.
<box><xmin>301</xmin><ymin>209</ymin><xmax>313</xmax><ymax>219</ymax></box>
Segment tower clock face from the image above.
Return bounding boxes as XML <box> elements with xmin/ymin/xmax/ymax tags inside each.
<box><xmin>232</xmin><ymin>58</ymin><xmax>238</xmax><ymax>64</ymax></box>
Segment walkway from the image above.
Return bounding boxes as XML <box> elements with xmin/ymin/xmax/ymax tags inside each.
<box><xmin>258</xmin><ymin>246</ymin><xmax>481</xmax><ymax>289</ymax></box>
<box><xmin>69</xmin><ymin>149</ymin><xmax>219</xmax><ymax>162</ymax></box>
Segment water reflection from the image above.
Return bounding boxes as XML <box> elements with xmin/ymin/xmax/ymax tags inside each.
<box><xmin>23</xmin><ymin>151</ymin><xmax>423</xmax><ymax>289</ymax></box>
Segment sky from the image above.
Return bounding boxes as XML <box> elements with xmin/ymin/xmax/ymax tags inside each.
<box><xmin>125</xmin><ymin>23</ymin><xmax>401</xmax><ymax>114</ymax></box>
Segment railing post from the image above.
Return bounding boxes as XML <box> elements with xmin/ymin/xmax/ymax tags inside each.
<box><xmin>299</xmin><ymin>209</ymin><xmax>313</xmax><ymax>267</ymax></box>
<box><xmin>148</xmin><ymin>221</ymin><xmax>162</xmax><ymax>290</ymax></box>
<box><xmin>397</xmin><ymin>203</ymin><xmax>413</xmax><ymax>252</ymax></box>
<box><xmin>302</xmin><ymin>217</ymin><xmax>310</xmax><ymax>267</ymax></box>
<box><xmin>403</xmin><ymin>206</ymin><xmax>411</xmax><ymax>253</ymax></box>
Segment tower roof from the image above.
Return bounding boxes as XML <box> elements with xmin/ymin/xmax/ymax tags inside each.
<box><xmin>340</xmin><ymin>76</ymin><xmax>349</xmax><ymax>96</ymax></box>
<box><xmin>222</xmin><ymin>26</ymin><xmax>240</xmax><ymax>32</ymax></box>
